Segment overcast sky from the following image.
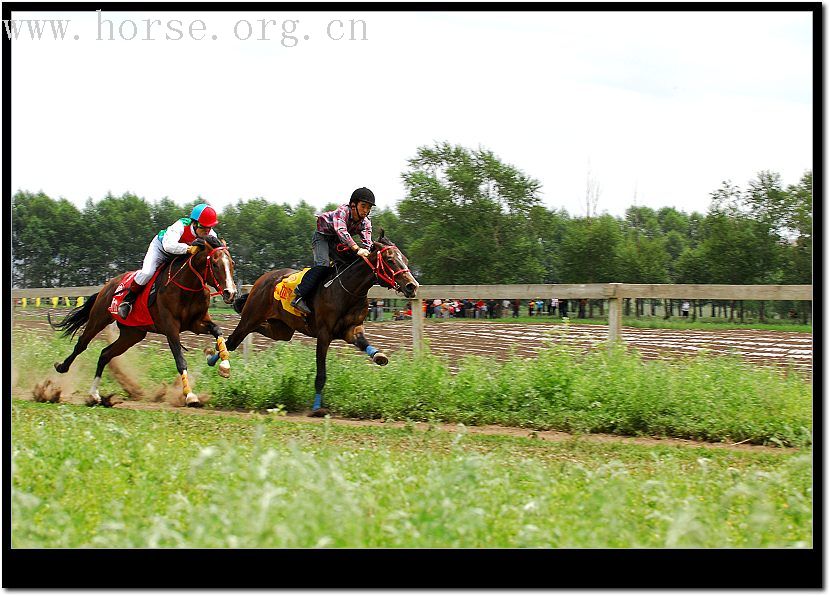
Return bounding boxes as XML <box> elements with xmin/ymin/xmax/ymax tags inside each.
<box><xmin>11</xmin><ymin>9</ymin><xmax>813</xmax><ymax>218</ymax></box>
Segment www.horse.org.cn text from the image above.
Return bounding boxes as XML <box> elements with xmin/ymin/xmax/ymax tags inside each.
<box><xmin>2</xmin><ymin>11</ymin><xmax>369</xmax><ymax>46</ymax></box>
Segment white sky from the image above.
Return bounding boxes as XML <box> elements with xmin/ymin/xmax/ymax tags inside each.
<box><xmin>10</xmin><ymin>9</ymin><xmax>813</xmax><ymax>217</ymax></box>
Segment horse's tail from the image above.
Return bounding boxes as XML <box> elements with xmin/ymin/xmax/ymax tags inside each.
<box><xmin>232</xmin><ymin>292</ymin><xmax>249</xmax><ymax>315</ymax></box>
<box><xmin>48</xmin><ymin>293</ymin><xmax>98</xmax><ymax>339</ymax></box>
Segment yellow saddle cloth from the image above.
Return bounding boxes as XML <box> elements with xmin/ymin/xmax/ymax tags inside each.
<box><xmin>274</xmin><ymin>268</ymin><xmax>310</xmax><ymax>317</ymax></box>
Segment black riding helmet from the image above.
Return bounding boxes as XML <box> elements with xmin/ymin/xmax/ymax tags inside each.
<box><xmin>350</xmin><ymin>187</ymin><xmax>376</xmax><ymax>206</ymax></box>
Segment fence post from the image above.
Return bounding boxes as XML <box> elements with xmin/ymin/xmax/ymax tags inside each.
<box><xmin>410</xmin><ymin>298</ymin><xmax>424</xmax><ymax>356</ymax></box>
<box><xmin>607</xmin><ymin>283</ymin><xmax>623</xmax><ymax>345</ymax></box>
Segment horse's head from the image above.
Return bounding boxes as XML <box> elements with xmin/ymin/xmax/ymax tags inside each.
<box><xmin>370</xmin><ymin>229</ymin><xmax>419</xmax><ymax>299</ymax></box>
<box><xmin>193</xmin><ymin>236</ymin><xmax>238</xmax><ymax>304</ymax></box>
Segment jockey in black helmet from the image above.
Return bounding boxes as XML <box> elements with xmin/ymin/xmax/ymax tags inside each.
<box><xmin>291</xmin><ymin>187</ymin><xmax>375</xmax><ymax>315</ymax></box>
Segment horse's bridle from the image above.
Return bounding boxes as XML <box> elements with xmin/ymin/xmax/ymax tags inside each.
<box><xmin>167</xmin><ymin>245</ymin><xmax>234</xmax><ymax>296</ymax></box>
<box><xmin>330</xmin><ymin>243</ymin><xmax>412</xmax><ymax>295</ymax></box>
<box><xmin>361</xmin><ymin>245</ymin><xmax>412</xmax><ymax>293</ymax></box>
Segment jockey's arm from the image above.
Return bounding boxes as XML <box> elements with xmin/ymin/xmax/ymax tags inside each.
<box><xmin>332</xmin><ymin>209</ymin><xmax>359</xmax><ymax>251</ymax></box>
<box><xmin>161</xmin><ymin>219</ymin><xmax>190</xmax><ymax>254</ymax></box>
<box><xmin>360</xmin><ymin>221</ymin><xmax>373</xmax><ymax>248</ymax></box>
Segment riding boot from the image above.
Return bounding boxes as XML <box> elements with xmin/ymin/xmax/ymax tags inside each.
<box><xmin>118</xmin><ymin>280</ymin><xmax>146</xmax><ymax>319</ymax></box>
<box><xmin>291</xmin><ymin>265</ymin><xmax>330</xmax><ymax>315</ymax></box>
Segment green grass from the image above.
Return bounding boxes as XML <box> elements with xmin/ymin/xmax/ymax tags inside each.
<box><xmin>13</xmin><ymin>329</ymin><xmax>812</xmax><ymax>447</ymax></box>
<box><xmin>11</xmin><ymin>400</ymin><xmax>812</xmax><ymax>548</ymax></box>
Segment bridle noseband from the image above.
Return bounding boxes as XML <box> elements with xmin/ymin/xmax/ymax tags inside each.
<box><xmin>167</xmin><ymin>245</ymin><xmax>234</xmax><ymax>296</ymax></box>
<box><xmin>361</xmin><ymin>245</ymin><xmax>411</xmax><ymax>293</ymax></box>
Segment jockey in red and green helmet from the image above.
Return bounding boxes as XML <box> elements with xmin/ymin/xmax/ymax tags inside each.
<box><xmin>117</xmin><ymin>203</ymin><xmax>220</xmax><ymax>319</ymax></box>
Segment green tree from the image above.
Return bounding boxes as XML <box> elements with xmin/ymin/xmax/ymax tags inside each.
<box><xmin>78</xmin><ymin>193</ymin><xmax>154</xmax><ymax>283</ymax></box>
<box><xmin>558</xmin><ymin>215</ymin><xmax>623</xmax><ymax>283</ymax></box>
<box><xmin>12</xmin><ymin>191</ymin><xmax>85</xmax><ymax>287</ymax></box>
<box><xmin>624</xmin><ymin>206</ymin><xmax>660</xmax><ymax>238</ymax></box>
<box><xmin>529</xmin><ymin>206</ymin><xmax>570</xmax><ymax>282</ymax></box>
<box><xmin>150</xmin><ymin>197</ymin><xmax>185</xmax><ymax>233</ymax></box>
<box><xmin>398</xmin><ymin>143</ymin><xmax>544</xmax><ymax>284</ymax></box>
<box><xmin>616</xmin><ymin>234</ymin><xmax>669</xmax><ymax>284</ymax></box>
<box><xmin>782</xmin><ymin>171</ymin><xmax>812</xmax><ymax>285</ymax></box>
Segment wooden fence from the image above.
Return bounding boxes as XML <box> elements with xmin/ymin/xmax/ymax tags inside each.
<box><xmin>13</xmin><ymin>283</ymin><xmax>812</xmax><ymax>354</ymax></box>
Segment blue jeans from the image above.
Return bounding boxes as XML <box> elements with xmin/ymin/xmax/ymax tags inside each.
<box><xmin>311</xmin><ymin>231</ymin><xmax>333</xmax><ymax>267</ymax></box>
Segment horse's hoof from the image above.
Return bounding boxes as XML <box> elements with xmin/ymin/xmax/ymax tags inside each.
<box><xmin>218</xmin><ymin>360</ymin><xmax>230</xmax><ymax>378</ymax></box>
<box><xmin>100</xmin><ymin>394</ymin><xmax>119</xmax><ymax>408</ymax></box>
<box><xmin>85</xmin><ymin>394</ymin><xmax>102</xmax><ymax>407</ymax></box>
<box><xmin>372</xmin><ymin>352</ymin><xmax>389</xmax><ymax>366</ymax></box>
<box><xmin>309</xmin><ymin>408</ymin><xmax>329</xmax><ymax>418</ymax></box>
<box><xmin>185</xmin><ymin>393</ymin><xmax>202</xmax><ymax>407</ymax></box>
<box><xmin>54</xmin><ymin>362</ymin><xmax>67</xmax><ymax>374</ymax></box>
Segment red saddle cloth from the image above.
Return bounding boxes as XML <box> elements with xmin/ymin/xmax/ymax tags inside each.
<box><xmin>108</xmin><ymin>269</ymin><xmax>162</xmax><ymax>327</ymax></box>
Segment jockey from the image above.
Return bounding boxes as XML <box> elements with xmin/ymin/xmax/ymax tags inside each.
<box><xmin>291</xmin><ymin>187</ymin><xmax>375</xmax><ymax>315</ymax></box>
<box><xmin>117</xmin><ymin>203</ymin><xmax>220</xmax><ymax>319</ymax></box>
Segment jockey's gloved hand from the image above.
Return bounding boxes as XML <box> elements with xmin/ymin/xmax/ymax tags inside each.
<box><xmin>356</xmin><ymin>247</ymin><xmax>370</xmax><ymax>258</ymax></box>
<box><xmin>187</xmin><ymin>238</ymin><xmax>206</xmax><ymax>254</ymax></box>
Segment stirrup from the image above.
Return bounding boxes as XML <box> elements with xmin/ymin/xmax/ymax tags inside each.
<box><xmin>291</xmin><ymin>296</ymin><xmax>311</xmax><ymax>315</ymax></box>
<box><xmin>117</xmin><ymin>301</ymin><xmax>133</xmax><ymax>319</ymax></box>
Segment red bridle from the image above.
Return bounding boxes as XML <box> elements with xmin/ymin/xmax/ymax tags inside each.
<box><xmin>167</xmin><ymin>245</ymin><xmax>234</xmax><ymax>296</ymax></box>
<box><xmin>361</xmin><ymin>245</ymin><xmax>411</xmax><ymax>291</ymax></box>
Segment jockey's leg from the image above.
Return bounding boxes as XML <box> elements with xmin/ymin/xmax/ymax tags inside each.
<box><xmin>119</xmin><ymin>238</ymin><xmax>164</xmax><ymax>319</ymax></box>
<box><xmin>117</xmin><ymin>279</ymin><xmax>146</xmax><ymax>319</ymax></box>
<box><xmin>291</xmin><ymin>265</ymin><xmax>330</xmax><ymax>315</ymax></box>
<box><xmin>291</xmin><ymin>232</ymin><xmax>332</xmax><ymax>315</ymax></box>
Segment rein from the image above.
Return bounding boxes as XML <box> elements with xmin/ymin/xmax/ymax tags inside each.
<box><xmin>166</xmin><ymin>245</ymin><xmax>232</xmax><ymax>296</ymax></box>
<box><xmin>327</xmin><ymin>243</ymin><xmax>411</xmax><ymax>296</ymax></box>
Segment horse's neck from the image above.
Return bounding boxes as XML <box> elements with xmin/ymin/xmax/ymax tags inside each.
<box><xmin>166</xmin><ymin>255</ymin><xmax>206</xmax><ymax>290</ymax></box>
<box><xmin>334</xmin><ymin>259</ymin><xmax>375</xmax><ymax>297</ymax></box>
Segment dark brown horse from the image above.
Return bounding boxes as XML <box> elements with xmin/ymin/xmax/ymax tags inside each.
<box><xmin>49</xmin><ymin>236</ymin><xmax>238</xmax><ymax>406</ymax></box>
<box><xmin>225</xmin><ymin>231</ymin><xmax>419</xmax><ymax>414</ymax></box>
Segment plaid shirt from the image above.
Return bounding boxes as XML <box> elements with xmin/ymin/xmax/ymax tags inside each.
<box><xmin>316</xmin><ymin>203</ymin><xmax>372</xmax><ymax>249</ymax></box>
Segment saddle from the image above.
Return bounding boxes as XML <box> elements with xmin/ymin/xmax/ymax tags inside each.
<box><xmin>108</xmin><ymin>267</ymin><xmax>165</xmax><ymax>326</ymax></box>
<box><xmin>274</xmin><ymin>268</ymin><xmax>311</xmax><ymax>317</ymax></box>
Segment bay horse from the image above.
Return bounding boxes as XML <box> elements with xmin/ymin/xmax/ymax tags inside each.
<box><xmin>48</xmin><ymin>236</ymin><xmax>238</xmax><ymax>407</ymax></box>
<box><xmin>224</xmin><ymin>231</ymin><xmax>419</xmax><ymax>415</ymax></box>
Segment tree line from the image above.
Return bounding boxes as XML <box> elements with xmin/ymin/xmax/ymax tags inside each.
<box><xmin>12</xmin><ymin>142</ymin><xmax>811</xmax><ymax>320</ymax></box>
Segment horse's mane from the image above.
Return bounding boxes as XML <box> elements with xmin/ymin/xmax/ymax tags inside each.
<box><xmin>333</xmin><ymin>235</ymin><xmax>395</xmax><ymax>266</ymax></box>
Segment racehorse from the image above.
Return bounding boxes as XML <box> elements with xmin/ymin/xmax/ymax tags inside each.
<box><xmin>49</xmin><ymin>236</ymin><xmax>238</xmax><ymax>407</ymax></box>
<box><xmin>223</xmin><ymin>230</ymin><xmax>419</xmax><ymax>415</ymax></box>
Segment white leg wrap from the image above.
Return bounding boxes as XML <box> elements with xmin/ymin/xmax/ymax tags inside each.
<box><xmin>89</xmin><ymin>376</ymin><xmax>102</xmax><ymax>402</ymax></box>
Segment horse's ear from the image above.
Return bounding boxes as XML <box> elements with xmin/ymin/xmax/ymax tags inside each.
<box><xmin>378</xmin><ymin>227</ymin><xmax>385</xmax><ymax>240</ymax></box>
